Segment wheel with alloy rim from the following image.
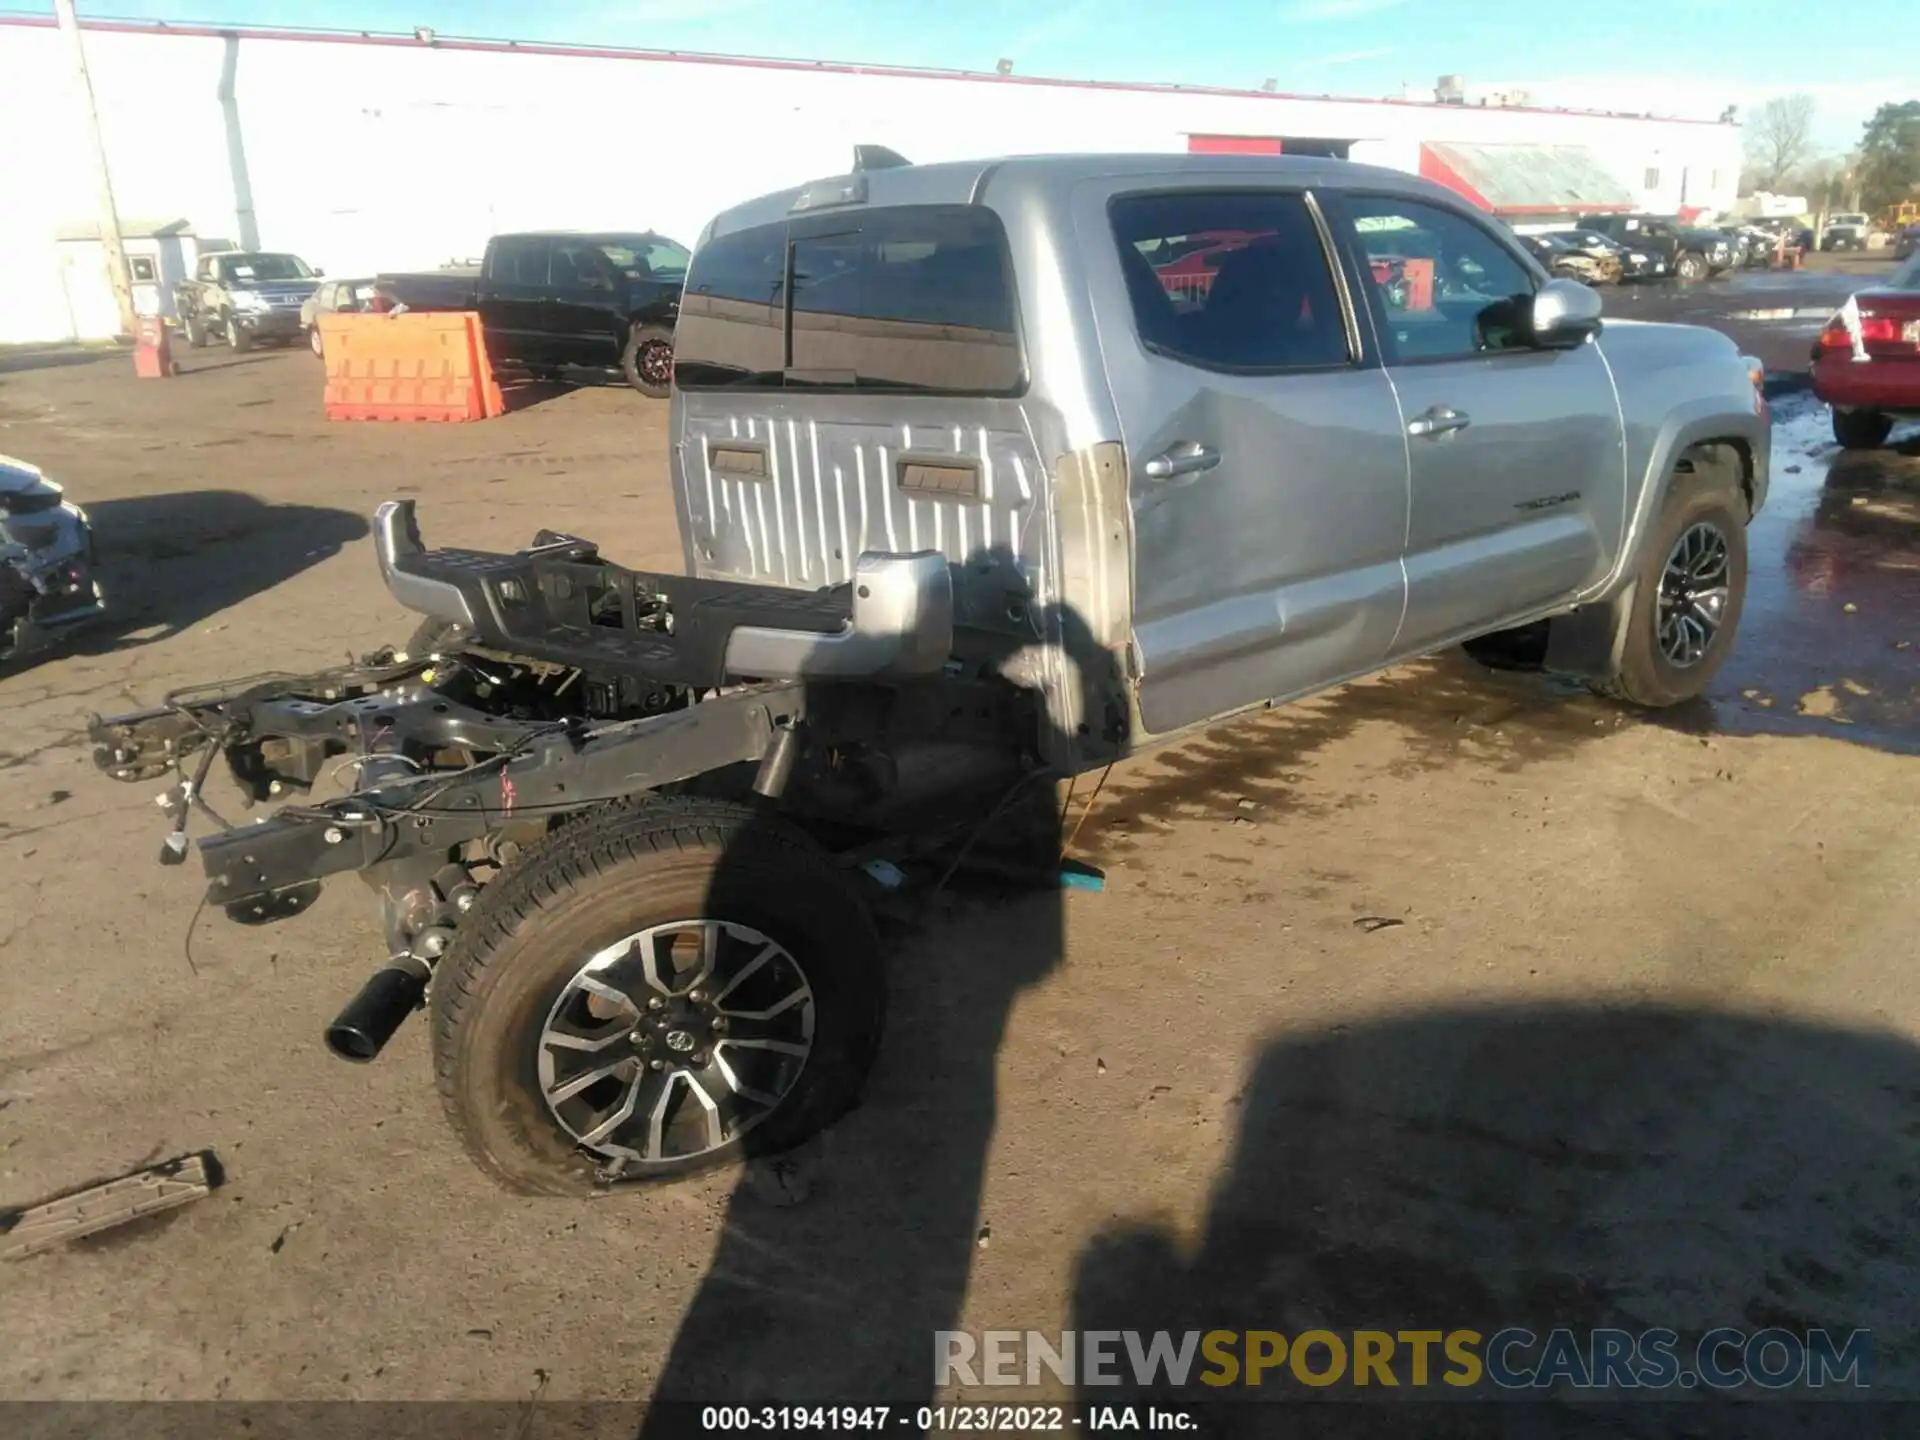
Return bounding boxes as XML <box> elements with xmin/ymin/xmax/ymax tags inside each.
<box><xmin>225</xmin><ymin>313</ymin><xmax>251</xmax><ymax>353</ymax></box>
<box><xmin>1676</xmin><ymin>251</ymin><xmax>1708</xmax><ymax>282</ymax></box>
<box><xmin>431</xmin><ymin>796</ymin><xmax>883</xmax><ymax>1194</ymax></box>
<box><xmin>536</xmin><ymin>919</ymin><xmax>816</xmax><ymax>1168</ymax></box>
<box><xmin>621</xmin><ymin>322</ymin><xmax>674</xmax><ymax>398</ymax></box>
<box><xmin>1590</xmin><ymin>476</ymin><xmax>1747</xmax><ymax>708</ymax></box>
<box><xmin>183</xmin><ymin>312</ymin><xmax>208</xmax><ymax>348</ymax></box>
<box><xmin>1656</xmin><ymin>521</ymin><xmax>1733</xmax><ymax>668</ymax></box>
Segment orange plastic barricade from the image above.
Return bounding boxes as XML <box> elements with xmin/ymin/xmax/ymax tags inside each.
<box><xmin>469</xmin><ymin>314</ymin><xmax>507</xmax><ymax>419</ymax></box>
<box><xmin>318</xmin><ymin>311</ymin><xmax>487</xmax><ymax>422</ymax></box>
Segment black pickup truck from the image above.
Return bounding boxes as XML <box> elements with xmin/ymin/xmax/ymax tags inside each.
<box><xmin>376</xmin><ymin>232</ymin><xmax>688</xmax><ymax>398</ymax></box>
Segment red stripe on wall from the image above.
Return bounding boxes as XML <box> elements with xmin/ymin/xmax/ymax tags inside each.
<box><xmin>1188</xmin><ymin>135</ymin><xmax>1284</xmax><ymax>155</ymax></box>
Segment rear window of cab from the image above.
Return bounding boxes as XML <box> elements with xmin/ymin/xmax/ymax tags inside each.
<box><xmin>674</xmin><ymin>204</ymin><xmax>1024</xmax><ymax>396</ymax></box>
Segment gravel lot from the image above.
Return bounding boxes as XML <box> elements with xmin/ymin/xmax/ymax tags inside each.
<box><xmin>2</xmin><ymin>268</ymin><xmax>1917</xmax><ymax>1418</ymax></box>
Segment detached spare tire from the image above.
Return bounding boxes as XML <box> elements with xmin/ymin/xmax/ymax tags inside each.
<box><xmin>622</xmin><ymin>322</ymin><xmax>674</xmax><ymax>399</ymax></box>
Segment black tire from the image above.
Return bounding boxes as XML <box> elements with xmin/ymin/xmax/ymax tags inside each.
<box><xmin>1590</xmin><ymin>480</ymin><xmax>1747</xmax><ymax>708</ymax></box>
<box><xmin>182</xmin><ymin>312</ymin><xmax>209</xmax><ymax>348</ymax></box>
<box><xmin>1832</xmin><ymin>408</ymin><xmax>1893</xmax><ymax>451</ymax></box>
<box><xmin>1676</xmin><ymin>251</ymin><xmax>1709</xmax><ymax>282</ymax></box>
<box><xmin>430</xmin><ymin>796</ymin><xmax>884</xmax><ymax>1195</ymax></box>
<box><xmin>622</xmin><ymin>322</ymin><xmax>673</xmax><ymax>399</ymax></box>
<box><xmin>225</xmin><ymin>313</ymin><xmax>251</xmax><ymax>353</ymax></box>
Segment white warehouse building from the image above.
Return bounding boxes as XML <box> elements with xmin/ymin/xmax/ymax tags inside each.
<box><xmin>0</xmin><ymin>15</ymin><xmax>1744</xmax><ymax>345</ymax></box>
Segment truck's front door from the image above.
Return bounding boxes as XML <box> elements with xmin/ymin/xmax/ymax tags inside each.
<box><xmin>1091</xmin><ymin>183</ymin><xmax>1411</xmax><ymax>737</ymax></box>
<box><xmin>549</xmin><ymin>239</ymin><xmax>626</xmax><ymax>370</ymax></box>
<box><xmin>480</xmin><ymin>236</ymin><xmax>554</xmax><ymax>368</ymax></box>
<box><xmin>1324</xmin><ymin>192</ymin><xmax>1625</xmax><ymax>659</ymax></box>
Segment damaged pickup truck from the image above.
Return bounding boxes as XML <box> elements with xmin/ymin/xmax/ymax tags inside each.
<box><xmin>90</xmin><ymin>153</ymin><xmax>1772</xmax><ymax>1195</ymax></box>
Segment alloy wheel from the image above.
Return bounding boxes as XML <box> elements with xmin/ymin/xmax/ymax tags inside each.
<box><xmin>536</xmin><ymin>919</ymin><xmax>816</xmax><ymax>1165</ymax></box>
<box><xmin>639</xmin><ymin>338</ymin><xmax>673</xmax><ymax>390</ymax></box>
<box><xmin>1656</xmin><ymin>521</ymin><xmax>1731</xmax><ymax>668</ymax></box>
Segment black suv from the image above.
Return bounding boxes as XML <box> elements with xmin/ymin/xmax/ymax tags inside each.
<box><xmin>1577</xmin><ymin>214</ymin><xmax>1734</xmax><ymax>282</ymax></box>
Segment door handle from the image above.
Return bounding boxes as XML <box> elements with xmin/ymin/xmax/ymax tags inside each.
<box><xmin>1407</xmin><ymin>405</ymin><xmax>1471</xmax><ymax>439</ymax></box>
<box><xmin>1144</xmin><ymin>441</ymin><xmax>1221</xmax><ymax>480</ymax></box>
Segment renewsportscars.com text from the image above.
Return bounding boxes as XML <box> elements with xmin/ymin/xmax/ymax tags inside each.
<box><xmin>936</xmin><ymin>1327</ymin><xmax>1871</xmax><ymax>1392</ymax></box>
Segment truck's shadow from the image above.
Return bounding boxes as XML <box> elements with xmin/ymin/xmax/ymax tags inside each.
<box><xmin>1069</xmin><ymin>1001</ymin><xmax>1920</xmax><ymax>1433</ymax></box>
<box><xmin>69</xmin><ymin>490</ymin><xmax>368</xmax><ymax>653</ymax></box>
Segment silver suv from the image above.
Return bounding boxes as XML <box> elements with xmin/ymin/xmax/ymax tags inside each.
<box><xmin>92</xmin><ymin>153</ymin><xmax>1772</xmax><ymax>1193</ymax></box>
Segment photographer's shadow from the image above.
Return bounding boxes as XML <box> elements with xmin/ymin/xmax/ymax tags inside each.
<box><xmin>1071</xmin><ymin>1002</ymin><xmax>1920</xmax><ymax>1435</ymax></box>
<box><xmin>641</xmin><ymin>593</ymin><xmax>1126</xmax><ymax>1414</ymax></box>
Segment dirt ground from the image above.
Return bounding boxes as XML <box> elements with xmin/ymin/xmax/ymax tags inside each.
<box><xmin>2</xmin><ymin>286</ymin><xmax>1918</xmax><ymax>1416</ymax></box>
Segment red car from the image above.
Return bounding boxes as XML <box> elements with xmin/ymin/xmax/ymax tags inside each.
<box><xmin>1811</xmin><ymin>251</ymin><xmax>1920</xmax><ymax>448</ymax></box>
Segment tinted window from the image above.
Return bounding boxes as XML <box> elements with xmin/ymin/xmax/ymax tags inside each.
<box><xmin>490</xmin><ymin>237</ymin><xmax>550</xmax><ymax>288</ymax></box>
<box><xmin>223</xmin><ymin>253</ymin><xmax>312</xmax><ymax>281</ymax></box>
<box><xmin>673</xmin><ymin>223</ymin><xmax>789</xmax><ymax>388</ymax></box>
<box><xmin>595</xmin><ymin>237</ymin><xmax>691</xmax><ymax>282</ymax></box>
<box><xmin>789</xmin><ymin>206</ymin><xmax>1020</xmax><ymax>392</ymax></box>
<box><xmin>675</xmin><ymin>205</ymin><xmax>1023</xmax><ymax>395</ymax></box>
<box><xmin>553</xmin><ymin>239</ymin><xmax>617</xmax><ymax>291</ymax></box>
<box><xmin>1890</xmin><ymin>253</ymin><xmax>1920</xmax><ymax>290</ymax></box>
<box><xmin>1109</xmin><ymin>191</ymin><xmax>1350</xmax><ymax>372</ymax></box>
<box><xmin>1340</xmin><ymin>196</ymin><xmax>1535</xmax><ymax>363</ymax></box>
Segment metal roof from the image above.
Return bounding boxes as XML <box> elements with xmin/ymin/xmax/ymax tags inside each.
<box><xmin>1420</xmin><ymin>142</ymin><xmax>1636</xmax><ymax>216</ymax></box>
<box><xmin>706</xmin><ymin>151</ymin><xmax>1449</xmax><ymax>238</ymax></box>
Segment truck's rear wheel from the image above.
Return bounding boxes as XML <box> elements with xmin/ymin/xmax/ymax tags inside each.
<box><xmin>430</xmin><ymin>797</ymin><xmax>884</xmax><ymax>1195</ymax></box>
<box><xmin>1590</xmin><ymin>481</ymin><xmax>1747</xmax><ymax>708</ymax></box>
<box><xmin>622</xmin><ymin>323</ymin><xmax>673</xmax><ymax>399</ymax></box>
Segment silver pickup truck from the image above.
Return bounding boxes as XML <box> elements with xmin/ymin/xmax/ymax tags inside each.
<box><xmin>90</xmin><ymin>152</ymin><xmax>1770</xmax><ymax>1194</ymax></box>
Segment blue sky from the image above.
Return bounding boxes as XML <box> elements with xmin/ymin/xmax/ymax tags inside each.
<box><xmin>72</xmin><ymin>0</ymin><xmax>1915</xmax><ymax>152</ymax></box>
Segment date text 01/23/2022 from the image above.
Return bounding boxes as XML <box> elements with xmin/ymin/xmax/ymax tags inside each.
<box><xmin>699</xmin><ymin>1405</ymin><xmax>1193</xmax><ymax>1431</ymax></box>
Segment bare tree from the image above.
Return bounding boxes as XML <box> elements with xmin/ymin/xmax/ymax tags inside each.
<box><xmin>1746</xmin><ymin>94</ymin><xmax>1817</xmax><ymax>191</ymax></box>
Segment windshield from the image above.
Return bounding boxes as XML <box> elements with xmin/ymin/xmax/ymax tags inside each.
<box><xmin>1890</xmin><ymin>253</ymin><xmax>1920</xmax><ymax>290</ymax></box>
<box><xmin>220</xmin><ymin>253</ymin><xmax>313</xmax><ymax>282</ymax></box>
<box><xmin>596</xmin><ymin>237</ymin><xmax>691</xmax><ymax>281</ymax></box>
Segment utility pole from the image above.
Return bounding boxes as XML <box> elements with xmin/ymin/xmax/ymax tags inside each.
<box><xmin>54</xmin><ymin>0</ymin><xmax>137</xmax><ymax>337</ymax></box>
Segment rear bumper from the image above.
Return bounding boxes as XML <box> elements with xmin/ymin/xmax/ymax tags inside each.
<box><xmin>1811</xmin><ymin>355</ymin><xmax>1920</xmax><ymax>414</ymax></box>
<box><xmin>371</xmin><ymin>499</ymin><xmax>955</xmax><ymax>687</ymax></box>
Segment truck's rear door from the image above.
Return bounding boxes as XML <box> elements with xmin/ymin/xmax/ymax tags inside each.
<box><xmin>479</xmin><ymin>236</ymin><xmax>553</xmax><ymax>368</ymax></box>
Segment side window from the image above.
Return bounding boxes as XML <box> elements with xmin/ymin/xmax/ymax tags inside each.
<box><xmin>673</xmin><ymin>222</ymin><xmax>788</xmax><ymax>388</ymax></box>
<box><xmin>1108</xmin><ymin>190</ymin><xmax>1350</xmax><ymax>372</ymax></box>
<box><xmin>491</xmin><ymin>237</ymin><xmax>550</xmax><ymax>288</ymax></box>
<box><xmin>789</xmin><ymin>205</ymin><xmax>1021</xmax><ymax>394</ymax></box>
<box><xmin>554</xmin><ymin>240</ymin><xmax>616</xmax><ymax>291</ymax></box>
<box><xmin>1340</xmin><ymin>196</ymin><xmax>1535</xmax><ymax>363</ymax></box>
<box><xmin>128</xmin><ymin>256</ymin><xmax>156</xmax><ymax>282</ymax></box>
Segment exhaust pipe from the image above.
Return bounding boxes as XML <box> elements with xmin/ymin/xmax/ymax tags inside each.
<box><xmin>325</xmin><ymin>955</ymin><xmax>432</xmax><ymax>1063</ymax></box>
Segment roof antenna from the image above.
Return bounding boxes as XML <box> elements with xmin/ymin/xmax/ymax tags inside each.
<box><xmin>853</xmin><ymin>145</ymin><xmax>911</xmax><ymax>172</ymax></box>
